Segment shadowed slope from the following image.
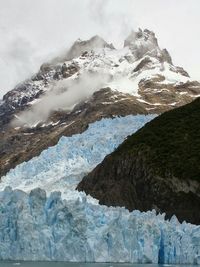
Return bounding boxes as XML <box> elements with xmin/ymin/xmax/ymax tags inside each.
<box><xmin>78</xmin><ymin>98</ymin><xmax>200</xmax><ymax>224</ymax></box>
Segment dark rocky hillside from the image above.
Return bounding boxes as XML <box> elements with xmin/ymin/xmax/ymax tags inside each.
<box><xmin>78</xmin><ymin>98</ymin><xmax>200</xmax><ymax>224</ymax></box>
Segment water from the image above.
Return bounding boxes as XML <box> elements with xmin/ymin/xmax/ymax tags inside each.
<box><xmin>0</xmin><ymin>263</ymin><xmax>197</xmax><ymax>267</ymax></box>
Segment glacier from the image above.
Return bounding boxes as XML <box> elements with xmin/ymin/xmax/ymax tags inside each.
<box><xmin>0</xmin><ymin>115</ymin><xmax>200</xmax><ymax>264</ymax></box>
<box><xmin>0</xmin><ymin>187</ymin><xmax>200</xmax><ymax>263</ymax></box>
<box><xmin>0</xmin><ymin>115</ymin><xmax>155</xmax><ymax>198</ymax></box>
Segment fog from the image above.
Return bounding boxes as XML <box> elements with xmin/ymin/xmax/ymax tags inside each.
<box><xmin>11</xmin><ymin>72</ymin><xmax>111</xmax><ymax>127</ymax></box>
<box><xmin>0</xmin><ymin>0</ymin><xmax>200</xmax><ymax>99</ymax></box>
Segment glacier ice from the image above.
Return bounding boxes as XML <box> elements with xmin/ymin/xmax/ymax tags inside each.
<box><xmin>0</xmin><ymin>187</ymin><xmax>200</xmax><ymax>263</ymax></box>
<box><xmin>0</xmin><ymin>115</ymin><xmax>200</xmax><ymax>264</ymax></box>
<box><xmin>0</xmin><ymin>115</ymin><xmax>155</xmax><ymax>199</ymax></box>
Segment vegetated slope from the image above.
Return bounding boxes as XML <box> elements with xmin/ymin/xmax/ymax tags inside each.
<box><xmin>78</xmin><ymin>98</ymin><xmax>200</xmax><ymax>224</ymax></box>
<box><xmin>116</xmin><ymin>97</ymin><xmax>200</xmax><ymax>181</ymax></box>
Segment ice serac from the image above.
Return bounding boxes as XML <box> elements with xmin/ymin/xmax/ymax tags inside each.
<box><xmin>0</xmin><ymin>186</ymin><xmax>200</xmax><ymax>263</ymax></box>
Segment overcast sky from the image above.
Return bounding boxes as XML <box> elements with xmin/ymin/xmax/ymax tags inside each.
<box><xmin>0</xmin><ymin>0</ymin><xmax>200</xmax><ymax>98</ymax></box>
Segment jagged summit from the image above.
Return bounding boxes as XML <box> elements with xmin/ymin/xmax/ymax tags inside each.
<box><xmin>65</xmin><ymin>28</ymin><xmax>174</xmax><ymax>68</ymax></box>
<box><xmin>124</xmin><ymin>28</ymin><xmax>158</xmax><ymax>47</ymax></box>
<box><xmin>66</xmin><ymin>29</ymin><xmax>172</xmax><ymax>64</ymax></box>
<box><xmin>66</xmin><ymin>35</ymin><xmax>115</xmax><ymax>60</ymax></box>
<box><xmin>54</xmin><ymin>28</ymin><xmax>172</xmax><ymax>64</ymax></box>
<box><xmin>124</xmin><ymin>28</ymin><xmax>172</xmax><ymax>64</ymax></box>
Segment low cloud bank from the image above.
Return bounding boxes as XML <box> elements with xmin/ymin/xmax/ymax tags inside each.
<box><xmin>11</xmin><ymin>72</ymin><xmax>111</xmax><ymax>128</ymax></box>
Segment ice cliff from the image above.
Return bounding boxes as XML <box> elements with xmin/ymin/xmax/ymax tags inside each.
<box><xmin>0</xmin><ymin>187</ymin><xmax>200</xmax><ymax>264</ymax></box>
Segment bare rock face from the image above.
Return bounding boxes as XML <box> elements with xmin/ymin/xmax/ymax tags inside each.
<box><xmin>0</xmin><ymin>28</ymin><xmax>200</xmax><ymax>178</ymax></box>
<box><xmin>160</xmin><ymin>48</ymin><xmax>173</xmax><ymax>65</ymax></box>
<box><xmin>77</xmin><ymin>151</ymin><xmax>200</xmax><ymax>225</ymax></box>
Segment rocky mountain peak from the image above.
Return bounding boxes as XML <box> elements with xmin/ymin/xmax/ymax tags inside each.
<box><xmin>66</xmin><ymin>35</ymin><xmax>114</xmax><ymax>60</ymax></box>
<box><xmin>124</xmin><ymin>28</ymin><xmax>172</xmax><ymax>64</ymax></box>
<box><xmin>124</xmin><ymin>28</ymin><xmax>157</xmax><ymax>46</ymax></box>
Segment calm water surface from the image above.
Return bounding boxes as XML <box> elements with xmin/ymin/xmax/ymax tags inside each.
<box><xmin>0</xmin><ymin>263</ymin><xmax>196</xmax><ymax>267</ymax></box>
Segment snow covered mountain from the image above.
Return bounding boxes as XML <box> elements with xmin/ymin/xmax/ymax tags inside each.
<box><xmin>0</xmin><ymin>28</ymin><xmax>200</xmax><ymax>178</ymax></box>
<box><xmin>1</xmin><ymin>29</ymin><xmax>199</xmax><ymax>121</ymax></box>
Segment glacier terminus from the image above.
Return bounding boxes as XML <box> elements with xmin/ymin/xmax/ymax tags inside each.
<box><xmin>0</xmin><ymin>115</ymin><xmax>199</xmax><ymax>264</ymax></box>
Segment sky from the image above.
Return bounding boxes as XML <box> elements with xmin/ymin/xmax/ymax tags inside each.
<box><xmin>0</xmin><ymin>0</ymin><xmax>200</xmax><ymax>98</ymax></box>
